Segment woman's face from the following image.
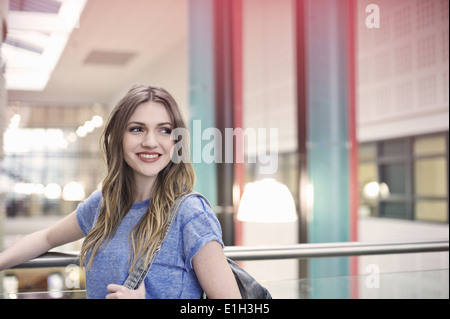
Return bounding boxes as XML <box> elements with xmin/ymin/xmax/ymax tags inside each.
<box><xmin>122</xmin><ymin>101</ymin><xmax>175</xmax><ymax>186</ymax></box>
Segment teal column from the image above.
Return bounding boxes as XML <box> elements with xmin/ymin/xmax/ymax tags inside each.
<box><xmin>187</xmin><ymin>0</ymin><xmax>217</xmax><ymax>207</ymax></box>
<box><xmin>305</xmin><ymin>0</ymin><xmax>352</xmax><ymax>298</ymax></box>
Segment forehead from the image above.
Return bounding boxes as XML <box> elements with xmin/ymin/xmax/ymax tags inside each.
<box><xmin>128</xmin><ymin>101</ymin><xmax>172</xmax><ymax>123</ymax></box>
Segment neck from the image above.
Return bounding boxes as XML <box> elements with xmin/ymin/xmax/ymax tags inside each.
<box><xmin>133</xmin><ymin>175</ymin><xmax>157</xmax><ymax>203</ymax></box>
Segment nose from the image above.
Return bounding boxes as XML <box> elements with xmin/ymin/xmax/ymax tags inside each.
<box><xmin>141</xmin><ymin>131</ymin><xmax>158</xmax><ymax>148</ymax></box>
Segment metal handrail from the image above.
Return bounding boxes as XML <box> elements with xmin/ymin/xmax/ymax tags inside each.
<box><xmin>9</xmin><ymin>239</ymin><xmax>449</xmax><ymax>269</ymax></box>
<box><xmin>225</xmin><ymin>239</ymin><xmax>449</xmax><ymax>260</ymax></box>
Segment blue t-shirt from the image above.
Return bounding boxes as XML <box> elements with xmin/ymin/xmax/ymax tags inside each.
<box><xmin>76</xmin><ymin>190</ymin><xmax>223</xmax><ymax>299</ymax></box>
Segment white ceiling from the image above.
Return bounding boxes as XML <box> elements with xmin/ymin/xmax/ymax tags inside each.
<box><xmin>5</xmin><ymin>0</ymin><xmax>189</xmax><ymax>107</ymax></box>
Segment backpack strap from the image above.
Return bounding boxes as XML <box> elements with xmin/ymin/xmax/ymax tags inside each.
<box><xmin>123</xmin><ymin>191</ymin><xmax>207</xmax><ymax>289</ymax></box>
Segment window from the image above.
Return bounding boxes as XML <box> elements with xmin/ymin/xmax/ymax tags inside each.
<box><xmin>358</xmin><ymin>132</ymin><xmax>448</xmax><ymax>223</ymax></box>
<box><xmin>1</xmin><ymin>105</ymin><xmax>105</xmax><ymax>218</ymax></box>
<box><xmin>413</xmin><ymin>135</ymin><xmax>448</xmax><ymax>222</ymax></box>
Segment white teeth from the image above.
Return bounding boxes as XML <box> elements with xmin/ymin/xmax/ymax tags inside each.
<box><xmin>139</xmin><ymin>153</ymin><xmax>159</xmax><ymax>159</ymax></box>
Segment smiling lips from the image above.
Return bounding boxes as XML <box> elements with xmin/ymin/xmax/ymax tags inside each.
<box><xmin>137</xmin><ymin>152</ymin><xmax>162</xmax><ymax>163</ymax></box>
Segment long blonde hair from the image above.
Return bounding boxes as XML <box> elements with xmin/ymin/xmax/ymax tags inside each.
<box><xmin>79</xmin><ymin>85</ymin><xmax>195</xmax><ymax>271</ymax></box>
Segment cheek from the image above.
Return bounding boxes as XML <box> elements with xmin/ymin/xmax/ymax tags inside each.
<box><xmin>164</xmin><ymin>140</ymin><xmax>176</xmax><ymax>162</ymax></box>
<box><xmin>166</xmin><ymin>140</ymin><xmax>175</xmax><ymax>155</ymax></box>
<box><xmin>122</xmin><ymin>134</ymin><xmax>137</xmax><ymax>151</ymax></box>
<box><xmin>168</xmin><ymin>139</ymin><xmax>176</xmax><ymax>150</ymax></box>
<box><xmin>161</xmin><ymin>137</ymin><xmax>175</xmax><ymax>151</ymax></box>
<box><xmin>121</xmin><ymin>135</ymin><xmax>137</xmax><ymax>164</ymax></box>
<box><xmin>122</xmin><ymin>134</ymin><xmax>129</xmax><ymax>150</ymax></box>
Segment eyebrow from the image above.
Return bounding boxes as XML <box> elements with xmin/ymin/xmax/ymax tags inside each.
<box><xmin>127</xmin><ymin>121</ymin><xmax>173</xmax><ymax>127</ymax></box>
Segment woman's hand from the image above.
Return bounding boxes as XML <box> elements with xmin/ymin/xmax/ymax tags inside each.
<box><xmin>106</xmin><ymin>281</ymin><xmax>146</xmax><ymax>299</ymax></box>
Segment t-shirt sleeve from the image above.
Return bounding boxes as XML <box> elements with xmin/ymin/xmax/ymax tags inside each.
<box><xmin>76</xmin><ymin>190</ymin><xmax>102</xmax><ymax>236</ymax></box>
<box><xmin>180</xmin><ymin>195</ymin><xmax>224</xmax><ymax>270</ymax></box>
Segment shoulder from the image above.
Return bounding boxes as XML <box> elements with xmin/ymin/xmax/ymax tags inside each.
<box><xmin>176</xmin><ymin>193</ymin><xmax>214</xmax><ymax>224</ymax></box>
<box><xmin>180</xmin><ymin>193</ymin><xmax>211</xmax><ymax>210</ymax></box>
<box><xmin>78</xmin><ymin>189</ymin><xmax>102</xmax><ymax>212</ymax></box>
<box><xmin>85</xmin><ymin>189</ymin><xmax>103</xmax><ymax>204</ymax></box>
<box><xmin>173</xmin><ymin>193</ymin><xmax>224</xmax><ymax>269</ymax></box>
<box><xmin>176</xmin><ymin>193</ymin><xmax>223</xmax><ymax>239</ymax></box>
<box><xmin>76</xmin><ymin>189</ymin><xmax>103</xmax><ymax>235</ymax></box>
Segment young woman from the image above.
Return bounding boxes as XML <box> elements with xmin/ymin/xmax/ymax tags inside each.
<box><xmin>0</xmin><ymin>85</ymin><xmax>241</xmax><ymax>299</ymax></box>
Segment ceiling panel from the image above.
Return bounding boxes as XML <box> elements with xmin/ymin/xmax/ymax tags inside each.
<box><xmin>6</xmin><ymin>0</ymin><xmax>188</xmax><ymax>106</ymax></box>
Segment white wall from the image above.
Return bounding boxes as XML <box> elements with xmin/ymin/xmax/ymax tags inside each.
<box><xmin>358</xmin><ymin>217</ymin><xmax>449</xmax><ymax>272</ymax></box>
<box><xmin>243</xmin><ymin>0</ymin><xmax>297</xmax><ymax>155</ymax></box>
<box><xmin>241</xmin><ymin>0</ymin><xmax>298</xmax><ymax>298</ymax></box>
<box><xmin>107</xmin><ymin>28</ymin><xmax>189</xmax><ymax>119</ymax></box>
<box><xmin>358</xmin><ymin>217</ymin><xmax>449</xmax><ymax>298</ymax></box>
<box><xmin>357</xmin><ymin>0</ymin><xmax>449</xmax><ymax>142</ymax></box>
<box><xmin>355</xmin><ymin>0</ymin><xmax>449</xmax><ymax>297</ymax></box>
<box><xmin>241</xmin><ymin>0</ymin><xmax>449</xmax><ymax>296</ymax></box>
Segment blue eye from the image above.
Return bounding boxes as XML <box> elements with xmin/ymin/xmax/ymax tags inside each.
<box><xmin>161</xmin><ymin>127</ymin><xmax>172</xmax><ymax>134</ymax></box>
<box><xmin>130</xmin><ymin>126</ymin><xmax>143</xmax><ymax>132</ymax></box>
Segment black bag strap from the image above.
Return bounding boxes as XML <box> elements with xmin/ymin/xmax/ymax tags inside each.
<box><xmin>123</xmin><ymin>191</ymin><xmax>207</xmax><ymax>289</ymax></box>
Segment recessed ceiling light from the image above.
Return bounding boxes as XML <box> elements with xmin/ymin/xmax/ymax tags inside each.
<box><xmin>2</xmin><ymin>0</ymin><xmax>87</xmax><ymax>91</ymax></box>
<box><xmin>84</xmin><ymin>50</ymin><xmax>136</xmax><ymax>66</ymax></box>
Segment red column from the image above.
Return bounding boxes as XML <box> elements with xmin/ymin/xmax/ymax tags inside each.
<box><xmin>347</xmin><ymin>0</ymin><xmax>359</xmax><ymax>298</ymax></box>
<box><xmin>213</xmin><ymin>0</ymin><xmax>243</xmax><ymax>246</ymax></box>
<box><xmin>231</xmin><ymin>0</ymin><xmax>244</xmax><ymax>246</ymax></box>
<box><xmin>295</xmin><ymin>0</ymin><xmax>309</xmax><ymax>279</ymax></box>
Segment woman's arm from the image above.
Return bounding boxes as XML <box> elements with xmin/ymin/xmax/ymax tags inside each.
<box><xmin>193</xmin><ymin>241</ymin><xmax>242</xmax><ymax>299</ymax></box>
<box><xmin>0</xmin><ymin>210</ymin><xmax>84</xmax><ymax>271</ymax></box>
